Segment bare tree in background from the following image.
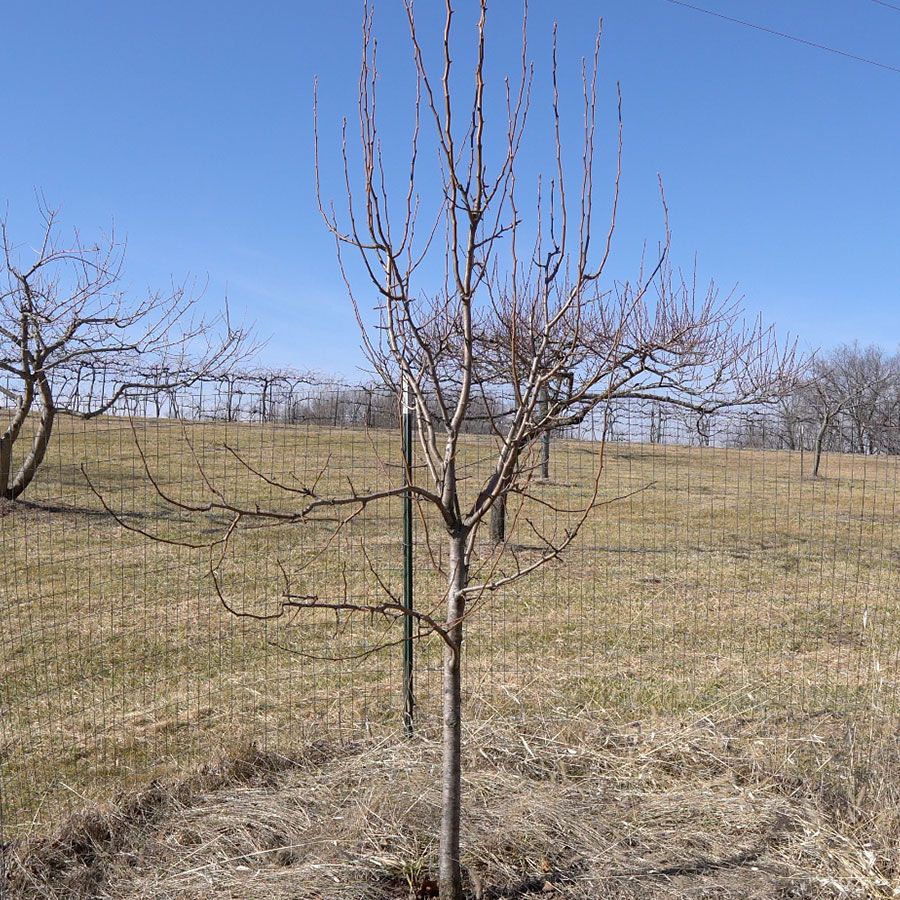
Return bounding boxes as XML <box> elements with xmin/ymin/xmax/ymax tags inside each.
<box><xmin>796</xmin><ymin>344</ymin><xmax>899</xmax><ymax>477</ymax></box>
<box><xmin>0</xmin><ymin>206</ymin><xmax>250</xmax><ymax>500</ymax></box>
<box><xmin>727</xmin><ymin>343</ymin><xmax>900</xmax><ymax>457</ymax></box>
<box><xmin>477</xmin><ymin>256</ymin><xmax>788</xmax><ymax>538</ymax></box>
<box><xmin>827</xmin><ymin>343</ymin><xmax>900</xmax><ymax>456</ymax></box>
<box><xmin>806</xmin><ymin>362</ymin><xmax>850</xmax><ymax>478</ymax></box>
<box><xmin>106</xmin><ymin>4</ymin><xmax>799</xmax><ymax>896</ymax></box>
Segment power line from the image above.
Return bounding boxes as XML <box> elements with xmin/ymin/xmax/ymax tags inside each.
<box><xmin>872</xmin><ymin>0</ymin><xmax>900</xmax><ymax>13</ymax></box>
<box><xmin>662</xmin><ymin>0</ymin><xmax>900</xmax><ymax>75</ymax></box>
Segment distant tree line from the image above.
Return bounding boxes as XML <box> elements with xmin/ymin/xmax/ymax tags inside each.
<box><xmin>559</xmin><ymin>343</ymin><xmax>899</xmax><ymax>469</ymax></box>
<box><xmin>9</xmin><ymin>363</ymin><xmax>518</xmax><ymax>436</ymax></box>
<box><xmin>7</xmin><ymin>334</ymin><xmax>899</xmax><ymax>501</ymax></box>
<box><xmin>723</xmin><ymin>343</ymin><xmax>900</xmax><ymax>470</ymax></box>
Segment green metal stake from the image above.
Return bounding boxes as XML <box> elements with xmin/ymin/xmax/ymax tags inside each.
<box><xmin>401</xmin><ymin>378</ymin><xmax>415</xmax><ymax>736</ymax></box>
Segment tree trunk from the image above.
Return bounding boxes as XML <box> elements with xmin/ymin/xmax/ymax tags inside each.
<box><xmin>8</xmin><ymin>374</ymin><xmax>55</xmax><ymax>500</ymax></box>
<box><xmin>539</xmin><ymin>387</ymin><xmax>551</xmax><ymax>481</ymax></box>
<box><xmin>489</xmin><ymin>494</ymin><xmax>506</xmax><ymax>545</ymax></box>
<box><xmin>540</xmin><ymin>430</ymin><xmax>550</xmax><ymax>481</ymax></box>
<box><xmin>1</xmin><ymin>379</ymin><xmax>35</xmax><ymax>500</ymax></box>
<box><xmin>261</xmin><ymin>379</ymin><xmax>270</xmax><ymax>422</ymax></box>
<box><xmin>649</xmin><ymin>407</ymin><xmax>660</xmax><ymax>444</ymax></box>
<box><xmin>439</xmin><ymin>530</ymin><xmax>467</xmax><ymax>900</ymax></box>
<box><xmin>0</xmin><ymin>433</ymin><xmax>11</xmax><ymax>498</ymax></box>
<box><xmin>812</xmin><ymin>416</ymin><xmax>829</xmax><ymax>478</ymax></box>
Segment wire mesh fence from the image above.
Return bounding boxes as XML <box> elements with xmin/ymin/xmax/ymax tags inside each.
<box><xmin>1</xmin><ymin>379</ymin><xmax>899</xmax><ymax>840</ymax></box>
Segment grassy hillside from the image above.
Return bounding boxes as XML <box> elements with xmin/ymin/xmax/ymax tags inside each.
<box><xmin>1</xmin><ymin>411</ymin><xmax>899</xmax><ymax>836</ymax></box>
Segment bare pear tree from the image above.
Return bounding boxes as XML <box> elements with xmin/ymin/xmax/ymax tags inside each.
<box><xmin>800</xmin><ymin>344</ymin><xmax>900</xmax><ymax>476</ymax></box>
<box><xmin>0</xmin><ymin>206</ymin><xmax>250</xmax><ymax>500</ymax></box>
<box><xmin>323</xmin><ymin>7</ymin><xmax>799</xmax><ymax>890</ymax></box>
<box><xmin>101</xmin><ymin>4</ymin><xmax>798</xmax><ymax>896</ymax></box>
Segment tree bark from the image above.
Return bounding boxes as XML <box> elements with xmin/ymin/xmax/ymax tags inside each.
<box><xmin>489</xmin><ymin>494</ymin><xmax>506</xmax><ymax>545</ymax></box>
<box><xmin>8</xmin><ymin>373</ymin><xmax>55</xmax><ymax>500</ymax></box>
<box><xmin>1</xmin><ymin>378</ymin><xmax>35</xmax><ymax>500</ymax></box>
<box><xmin>539</xmin><ymin>387</ymin><xmax>551</xmax><ymax>481</ymax></box>
<box><xmin>439</xmin><ymin>530</ymin><xmax>467</xmax><ymax>900</ymax></box>
<box><xmin>261</xmin><ymin>378</ymin><xmax>270</xmax><ymax>422</ymax></box>
<box><xmin>0</xmin><ymin>433</ymin><xmax>11</xmax><ymax>498</ymax></box>
<box><xmin>812</xmin><ymin>415</ymin><xmax>829</xmax><ymax>478</ymax></box>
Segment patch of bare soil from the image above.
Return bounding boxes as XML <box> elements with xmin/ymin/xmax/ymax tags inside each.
<box><xmin>4</xmin><ymin>715</ymin><xmax>898</xmax><ymax>899</ymax></box>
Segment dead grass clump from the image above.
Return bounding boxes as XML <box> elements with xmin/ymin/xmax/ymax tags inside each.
<box><xmin>4</xmin><ymin>711</ymin><xmax>898</xmax><ymax>899</ymax></box>
<box><xmin>2</xmin><ymin>744</ymin><xmax>328</xmax><ymax>899</ymax></box>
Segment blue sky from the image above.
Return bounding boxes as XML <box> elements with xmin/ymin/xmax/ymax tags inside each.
<box><xmin>3</xmin><ymin>1</ymin><xmax>898</xmax><ymax>377</ymax></box>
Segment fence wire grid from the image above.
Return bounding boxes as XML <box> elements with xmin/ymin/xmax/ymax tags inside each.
<box><xmin>1</xmin><ymin>379</ymin><xmax>899</xmax><ymax>839</ymax></box>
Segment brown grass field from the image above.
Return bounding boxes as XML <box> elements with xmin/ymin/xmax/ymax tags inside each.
<box><xmin>1</xmin><ymin>411</ymin><xmax>899</xmax><ymax>896</ymax></box>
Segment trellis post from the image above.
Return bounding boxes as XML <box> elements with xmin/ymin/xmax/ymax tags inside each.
<box><xmin>401</xmin><ymin>377</ymin><xmax>415</xmax><ymax>736</ymax></box>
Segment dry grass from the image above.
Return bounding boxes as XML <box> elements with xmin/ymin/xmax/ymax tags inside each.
<box><xmin>1</xmin><ymin>412</ymin><xmax>899</xmax><ymax>847</ymax></box>
<box><xmin>4</xmin><ymin>700</ymin><xmax>899</xmax><ymax>899</ymax></box>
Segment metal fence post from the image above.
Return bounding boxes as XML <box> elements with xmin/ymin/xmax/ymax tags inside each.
<box><xmin>402</xmin><ymin>378</ymin><xmax>415</xmax><ymax>736</ymax></box>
